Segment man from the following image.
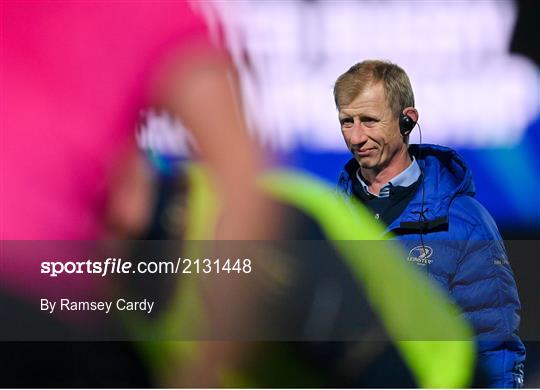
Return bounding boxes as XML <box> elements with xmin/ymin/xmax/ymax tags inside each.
<box><xmin>334</xmin><ymin>60</ymin><xmax>525</xmax><ymax>388</ymax></box>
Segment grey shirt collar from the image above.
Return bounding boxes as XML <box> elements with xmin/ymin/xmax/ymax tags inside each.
<box><xmin>355</xmin><ymin>157</ymin><xmax>421</xmax><ymax>198</ymax></box>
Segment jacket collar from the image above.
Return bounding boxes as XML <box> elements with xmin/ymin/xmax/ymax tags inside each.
<box><xmin>338</xmin><ymin>144</ymin><xmax>475</xmax><ymax>232</ymax></box>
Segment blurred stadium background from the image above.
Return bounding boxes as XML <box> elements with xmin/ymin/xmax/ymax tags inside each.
<box><xmin>143</xmin><ymin>0</ymin><xmax>539</xmax><ymax>238</ymax></box>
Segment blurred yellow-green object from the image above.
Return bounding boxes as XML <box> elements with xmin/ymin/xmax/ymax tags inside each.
<box><xmin>131</xmin><ymin>165</ymin><xmax>475</xmax><ymax>388</ymax></box>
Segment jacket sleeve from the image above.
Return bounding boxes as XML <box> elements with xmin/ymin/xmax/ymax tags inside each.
<box><xmin>449</xmin><ymin>197</ymin><xmax>525</xmax><ymax>388</ymax></box>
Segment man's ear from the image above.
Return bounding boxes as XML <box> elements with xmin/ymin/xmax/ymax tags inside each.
<box><xmin>402</xmin><ymin>107</ymin><xmax>418</xmax><ymax>123</ymax></box>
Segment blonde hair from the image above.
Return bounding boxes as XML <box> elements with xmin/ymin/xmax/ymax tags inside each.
<box><xmin>333</xmin><ymin>60</ymin><xmax>414</xmax><ymax>118</ymax></box>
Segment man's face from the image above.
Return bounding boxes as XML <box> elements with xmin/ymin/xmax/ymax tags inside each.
<box><xmin>339</xmin><ymin>82</ymin><xmax>406</xmax><ymax>172</ymax></box>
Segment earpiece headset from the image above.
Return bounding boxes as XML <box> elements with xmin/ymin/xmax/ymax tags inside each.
<box><xmin>398</xmin><ymin>111</ymin><xmax>424</xmax><ymax>223</ymax></box>
<box><xmin>399</xmin><ymin>110</ymin><xmax>430</xmax><ymax>274</ymax></box>
<box><xmin>399</xmin><ymin>113</ymin><xmax>416</xmax><ymax>137</ymax></box>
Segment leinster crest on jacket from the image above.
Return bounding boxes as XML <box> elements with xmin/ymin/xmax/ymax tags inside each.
<box><xmin>407</xmin><ymin>245</ymin><xmax>434</xmax><ymax>266</ymax></box>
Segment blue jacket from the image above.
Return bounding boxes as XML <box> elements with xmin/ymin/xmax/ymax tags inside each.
<box><xmin>337</xmin><ymin>144</ymin><xmax>525</xmax><ymax>388</ymax></box>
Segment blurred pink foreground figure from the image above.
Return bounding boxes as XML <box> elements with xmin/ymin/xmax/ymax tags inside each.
<box><xmin>1</xmin><ymin>0</ymin><xmax>269</xmax><ymax>297</ymax></box>
<box><xmin>2</xmin><ymin>1</ymin><xmax>213</xmax><ymax>240</ymax></box>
